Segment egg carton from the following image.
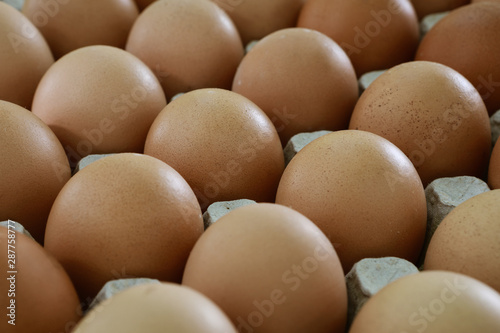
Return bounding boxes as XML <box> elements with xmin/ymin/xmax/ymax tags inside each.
<box><xmin>1</xmin><ymin>0</ymin><xmax>23</xmax><ymax>10</ymax></box>
<box><xmin>2</xmin><ymin>2</ymin><xmax>499</xmax><ymax>331</ymax></box>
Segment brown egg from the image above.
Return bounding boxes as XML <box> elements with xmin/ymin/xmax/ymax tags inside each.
<box><xmin>276</xmin><ymin>130</ymin><xmax>426</xmax><ymax>272</ymax></box>
<box><xmin>144</xmin><ymin>88</ymin><xmax>284</xmax><ymax>210</ymax></box>
<box><xmin>0</xmin><ymin>2</ymin><xmax>53</xmax><ymax>109</ymax></box>
<box><xmin>489</xmin><ymin>142</ymin><xmax>500</xmax><ymax>189</ymax></box>
<box><xmin>0</xmin><ymin>101</ymin><xmax>71</xmax><ymax>243</ymax></box>
<box><xmin>410</xmin><ymin>0</ymin><xmax>470</xmax><ymax>19</ymax></box>
<box><xmin>297</xmin><ymin>0</ymin><xmax>419</xmax><ymax>76</ymax></box>
<box><xmin>0</xmin><ymin>227</ymin><xmax>81</xmax><ymax>333</ymax></box>
<box><xmin>349</xmin><ymin>61</ymin><xmax>491</xmax><ymax>186</ymax></box>
<box><xmin>182</xmin><ymin>203</ymin><xmax>347</xmax><ymax>333</ymax></box>
<box><xmin>74</xmin><ymin>283</ymin><xmax>237</xmax><ymax>333</ymax></box>
<box><xmin>22</xmin><ymin>0</ymin><xmax>138</xmax><ymax>59</ymax></box>
<box><xmin>126</xmin><ymin>0</ymin><xmax>244</xmax><ymax>100</ymax></box>
<box><xmin>32</xmin><ymin>45</ymin><xmax>166</xmax><ymax>167</ymax></box>
<box><xmin>210</xmin><ymin>0</ymin><xmax>305</xmax><ymax>45</ymax></box>
<box><xmin>350</xmin><ymin>271</ymin><xmax>500</xmax><ymax>333</ymax></box>
<box><xmin>416</xmin><ymin>2</ymin><xmax>500</xmax><ymax>114</ymax></box>
<box><xmin>44</xmin><ymin>153</ymin><xmax>203</xmax><ymax>300</ymax></box>
<box><xmin>424</xmin><ymin>190</ymin><xmax>500</xmax><ymax>292</ymax></box>
<box><xmin>232</xmin><ymin>28</ymin><xmax>358</xmax><ymax>146</ymax></box>
<box><xmin>134</xmin><ymin>0</ymin><xmax>155</xmax><ymax>11</ymax></box>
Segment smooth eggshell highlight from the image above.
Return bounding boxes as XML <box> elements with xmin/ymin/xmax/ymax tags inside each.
<box><xmin>73</xmin><ymin>283</ymin><xmax>237</xmax><ymax>333</ymax></box>
<box><xmin>183</xmin><ymin>203</ymin><xmax>347</xmax><ymax>333</ymax></box>
<box><xmin>232</xmin><ymin>28</ymin><xmax>358</xmax><ymax>145</ymax></box>
<box><xmin>144</xmin><ymin>88</ymin><xmax>284</xmax><ymax>210</ymax></box>
<box><xmin>0</xmin><ymin>101</ymin><xmax>71</xmax><ymax>243</ymax></box>
<box><xmin>44</xmin><ymin>153</ymin><xmax>203</xmax><ymax>300</ymax></box>
<box><xmin>126</xmin><ymin>0</ymin><xmax>244</xmax><ymax>100</ymax></box>
<box><xmin>32</xmin><ymin>45</ymin><xmax>167</xmax><ymax>167</ymax></box>
<box><xmin>350</xmin><ymin>271</ymin><xmax>500</xmax><ymax>333</ymax></box>
<box><xmin>424</xmin><ymin>190</ymin><xmax>500</xmax><ymax>293</ymax></box>
<box><xmin>276</xmin><ymin>130</ymin><xmax>427</xmax><ymax>272</ymax></box>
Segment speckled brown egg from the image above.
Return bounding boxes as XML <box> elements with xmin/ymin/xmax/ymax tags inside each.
<box><xmin>232</xmin><ymin>28</ymin><xmax>358</xmax><ymax>146</ymax></box>
<box><xmin>489</xmin><ymin>142</ymin><xmax>500</xmax><ymax>189</ymax></box>
<box><xmin>31</xmin><ymin>45</ymin><xmax>166</xmax><ymax>167</ymax></box>
<box><xmin>416</xmin><ymin>2</ymin><xmax>500</xmax><ymax>114</ymax></box>
<box><xmin>424</xmin><ymin>190</ymin><xmax>500</xmax><ymax>292</ymax></box>
<box><xmin>22</xmin><ymin>0</ymin><xmax>138</xmax><ymax>59</ymax></box>
<box><xmin>144</xmin><ymin>89</ymin><xmax>284</xmax><ymax>211</ymax></box>
<box><xmin>0</xmin><ymin>101</ymin><xmax>71</xmax><ymax>243</ymax></box>
<box><xmin>297</xmin><ymin>0</ymin><xmax>419</xmax><ymax>76</ymax></box>
<box><xmin>0</xmin><ymin>2</ymin><xmax>53</xmax><ymax>109</ymax></box>
<box><xmin>410</xmin><ymin>0</ymin><xmax>470</xmax><ymax>19</ymax></box>
<box><xmin>183</xmin><ymin>203</ymin><xmax>347</xmax><ymax>333</ymax></box>
<box><xmin>44</xmin><ymin>153</ymin><xmax>204</xmax><ymax>301</ymax></box>
<box><xmin>349</xmin><ymin>61</ymin><xmax>491</xmax><ymax>186</ymax></box>
<box><xmin>275</xmin><ymin>130</ymin><xmax>427</xmax><ymax>272</ymax></box>
<box><xmin>0</xmin><ymin>227</ymin><xmax>81</xmax><ymax>333</ymax></box>
<box><xmin>350</xmin><ymin>271</ymin><xmax>500</xmax><ymax>333</ymax></box>
<box><xmin>126</xmin><ymin>0</ymin><xmax>244</xmax><ymax>100</ymax></box>
<box><xmin>210</xmin><ymin>0</ymin><xmax>305</xmax><ymax>45</ymax></box>
<box><xmin>73</xmin><ymin>283</ymin><xmax>237</xmax><ymax>333</ymax></box>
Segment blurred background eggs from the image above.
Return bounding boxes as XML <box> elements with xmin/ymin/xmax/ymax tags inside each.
<box><xmin>31</xmin><ymin>45</ymin><xmax>166</xmax><ymax>167</ymax></box>
<box><xmin>410</xmin><ymin>0</ymin><xmax>470</xmax><ymax>19</ymax></box>
<box><xmin>232</xmin><ymin>28</ymin><xmax>358</xmax><ymax>145</ymax></box>
<box><xmin>134</xmin><ymin>0</ymin><xmax>155</xmax><ymax>11</ymax></box>
<box><xmin>416</xmin><ymin>2</ymin><xmax>500</xmax><ymax>114</ymax></box>
<box><xmin>209</xmin><ymin>0</ymin><xmax>306</xmax><ymax>45</ymax></box>
<box><xmin>126</xmin><ymin>0</ymin><xmax>244</xmax><ymax>100</ymax></box>
<box><xmin>298</xmin><ymin>0</ymin><xmax>419</xmax><ymax>76</ymax></box>
<box><xmin>0</xmin><ymin>2</ymin><xmax>53</xmax><ymax>109</ymax></box>
<box><xmin>22</xmin><ymin>0</ymin><xmax>138</xmax><ymax>59</ymax></box>
<box><xmin>489</xmin><ymin>142</ymin><xmax>500</xmax><ymax>189</ymax></box>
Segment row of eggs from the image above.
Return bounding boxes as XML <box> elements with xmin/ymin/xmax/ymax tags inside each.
<box><xmin>1</xmin><ymin>0</ymin><xmax>500</xmax><ymax>332</ymax></box>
